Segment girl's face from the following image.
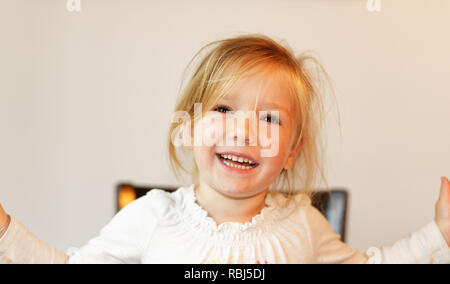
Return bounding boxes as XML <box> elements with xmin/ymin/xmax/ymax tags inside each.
<box><xmin>193</xmin><ymin>67</ymin><xmax>302</xmax><ymax>199</ymax></box>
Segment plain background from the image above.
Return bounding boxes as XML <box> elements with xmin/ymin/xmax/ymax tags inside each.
<box><xmin>0</xmin><ymin>0</ymin><xmax>449</xmax><ymax>253</ymax></box>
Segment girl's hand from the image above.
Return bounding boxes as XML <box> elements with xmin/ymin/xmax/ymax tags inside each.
<box><xmin>435</xmin><ymin>176</ymin><xmax>450</xmax><ymax>246</ymax></box>
<box><xmin>0</xmin><ymin>203</ymin><xmax>9</xmax><ymax>238</ymax></box>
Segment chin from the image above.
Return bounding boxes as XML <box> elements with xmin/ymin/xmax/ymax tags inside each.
<box><xmin>215</xmin><ymin>183</ymin><xmax>263</xmax><ymax>199</ymax></box>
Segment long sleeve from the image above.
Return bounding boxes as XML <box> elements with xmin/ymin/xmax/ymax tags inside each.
<box><xmin>304</xmin><ymin>202</ymin><xmax>450</xmax><ymax>264</ymax></box>
<box><xmin>0</xmin><ymin>190</ymin><xmax>167</xmax><ymax>264</ymax></box>
<box><xmin>0</xmin><ymin>216</ymin><xmax>68</xmax><ymax>264</ymax></box>
<box><xmin>364</xmin><ymin>221</ymin><xmax>450</xmax><ymax>264</ymax></box>
<box><xmin>66</xmin><ymin>191</ymin><xmax>163</xmax><ymax>264</ymax></box>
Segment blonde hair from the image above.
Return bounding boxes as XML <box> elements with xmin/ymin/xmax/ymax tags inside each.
<box><xmin>166</xmin><ymin>33</ymin><xmax>339</xmax><ymax>204</ymax></box>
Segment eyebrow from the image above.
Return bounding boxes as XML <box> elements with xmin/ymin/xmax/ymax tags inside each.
<box><xmin>257</xmin><ymin>102</ymin><xmax>291</xmax><ymax>114</ymax></box>
<box><xmin>219</xmin><ymin>97</ymin><xmax>291</xmax><ymax>114</ymax></box>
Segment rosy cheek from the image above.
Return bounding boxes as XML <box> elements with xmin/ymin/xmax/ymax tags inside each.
<box><xmin>258</xmin><ymin>123</ymin><xmax>281</xmax><ymax>158</ymax></box>
<box><xmin>194</xmin><ymin>113</ymin><xmax>225</xmax><ymax>147</ymax></box>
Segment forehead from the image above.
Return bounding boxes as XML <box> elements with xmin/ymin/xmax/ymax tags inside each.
<box><xmin>220</xmin><ymin>65</ymin><xmax>295</xmax><ymax>112</ymax></box>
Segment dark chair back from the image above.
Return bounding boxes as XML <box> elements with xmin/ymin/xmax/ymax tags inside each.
<box><xmin>116</xmin><ymin>183</ymin><xmax>348</xmax><ymax>242</ymax></box>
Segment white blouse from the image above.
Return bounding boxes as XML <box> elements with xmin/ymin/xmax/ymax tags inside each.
<box><xmin>1</xmin><ymin>184</ymin><xmax>449</xmax><ymax>264</ymax></box>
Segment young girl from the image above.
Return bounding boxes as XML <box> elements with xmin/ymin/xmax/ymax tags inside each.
<box><xmin>0</xmin><ymin>34</ymin><xmax>449</xmax><ymax>264</ymax></box>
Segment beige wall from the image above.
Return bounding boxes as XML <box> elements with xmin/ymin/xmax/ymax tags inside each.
<box><xmin>0</xmin><ymin>0</ymin><xmax>449</xmax><ymax>253</ymax></box>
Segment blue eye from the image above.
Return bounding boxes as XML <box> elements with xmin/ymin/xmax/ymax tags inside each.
<box><xmin>213</xmin><ymin>105</ymin><xmax>281</xmax><ymax>125</ymax></box>
<box><xmin>261</xmin><ymin>114</ymin><xmax>280</xmax><ymax>125</ymax></box>
<box><xmin>213</xmin><ymin>105</ymin><xmax>231</xmax><ymax>113</ymax></box>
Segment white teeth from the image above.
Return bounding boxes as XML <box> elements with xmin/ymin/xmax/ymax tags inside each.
<box><xmin>222</xmin><ymin>159</ymin><xmax>253</xmax><ymax>170</ymax></box>
<box><xmin>219</xmin><ymin>154</ymin><xmax>255</xmax><ymax>165</ymax></box>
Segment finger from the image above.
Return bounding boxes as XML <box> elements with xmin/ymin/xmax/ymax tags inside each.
<box><xmin>439</xmin><ymin>176</ymin><xmax>450</xmax><ymax>203</ymax></box>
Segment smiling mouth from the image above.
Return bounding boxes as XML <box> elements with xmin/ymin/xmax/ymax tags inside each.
<box><xmin>216</xmin><ymin>153</ymin><xmax>259</xmax><ymax>170</ymax></box>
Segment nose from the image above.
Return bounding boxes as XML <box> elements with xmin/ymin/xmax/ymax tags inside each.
<box><xmin>226</xmin><ymin>111</ymin><xmax>257</xmax><ymax>146</ymax></box>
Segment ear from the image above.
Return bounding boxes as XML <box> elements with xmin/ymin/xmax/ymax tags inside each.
<box><xmin>283</xmin><ymin>137</ymin><xmax>303</xmax><ymax>170</ymax></box>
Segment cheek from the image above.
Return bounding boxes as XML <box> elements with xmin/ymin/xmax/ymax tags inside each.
<box><xmin>193</xmin><ymin>147</ymin><xmax>209</xmax><ymax>165</ymax></box>
<box><xmin>267</xmin><ymin>137</ymin><xmax>290</xmax><ymax>161</ymax></box>
<box><xmin>194</xmin><ymin>115</ymin><xmax>226</xmax><ymax>147</ymax></box>
<box><xmin>193</xmin><ymin>146</ymin><xmax>217</xmax><ymax>174</ymax></box>
<box><xmin>258</xmin><ymin>122</ymin><xmax>293</xmax><ymax>158</ymax></box>
<box><xmin>192</xmin><ymin>115</ymin><xmax>224</xmax><ymax>167</ymax></box>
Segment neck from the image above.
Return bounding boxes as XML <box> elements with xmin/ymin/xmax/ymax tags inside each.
<box><xmin>194</xmin><ymin>182</ymin><xmax>268</xmax><ymax>225</ymax></box>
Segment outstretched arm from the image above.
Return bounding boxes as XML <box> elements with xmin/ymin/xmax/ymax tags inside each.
<box><xmin>306</xmin><ymin>177</ymin><xmax>450</xmax><ymax>264</ymax></box>
<box><xmin>435</xmin><ymin>177</ymin><xmax>450</xmax><ymax>246</ymax></box>
<box><xmin>0</xmin><ymin>189</ymin><xmax>166</xmax><ymax>264</ymax></box>
<box><xmin>0</xmin><ymin>203</ymin><xmax>9</xmax><ymax>239</ymax></box>
<box><xmin>0</xmin><ymin>215</ymin><xmax>68</xmax><ymax>264</ymax></box>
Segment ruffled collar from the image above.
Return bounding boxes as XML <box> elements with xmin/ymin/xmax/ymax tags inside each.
<box><xmin>176</xmin><ymin>184</ymin><xmax>289</xmax><ymax>241</ymax></box>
